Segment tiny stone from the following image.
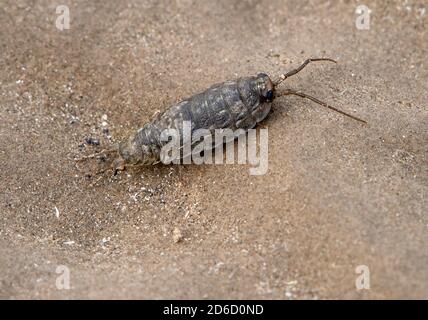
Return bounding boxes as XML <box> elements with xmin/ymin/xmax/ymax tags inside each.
<box><xmin>85</xmin><ymin>137</ymin><xmax>100</xmax><ymax>145</ymax></box>
<box><xmin>172</xmin><ymin>227</ymin><xmax>183</xmax><ymax>243</ymax></box>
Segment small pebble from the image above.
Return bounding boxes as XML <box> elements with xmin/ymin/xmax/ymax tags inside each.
<box><xmin>85</xmin><ymin>137</ymin><xmax>100</xmax><ymax>146</ymax></box>
<box><xmin>172</xmin><ymin>227</ymin><xmax>183</xmax><ymax>243</ymax></box>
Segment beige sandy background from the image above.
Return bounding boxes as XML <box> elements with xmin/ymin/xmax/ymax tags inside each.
<box><xmin>1</xmin><ymin>0</ymin><xmax>427</xmax><ymax>299</ymax></box>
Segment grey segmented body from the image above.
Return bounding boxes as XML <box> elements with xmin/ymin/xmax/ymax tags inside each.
<box><xmin>117</xmin><ymin>73</ymin><xmax>275</xmax><ymax>166</ymax></box>
<box><xmin>77</xmin><ymin>58</ymin><xmax>366</xmax><ymax>173</ymax></box>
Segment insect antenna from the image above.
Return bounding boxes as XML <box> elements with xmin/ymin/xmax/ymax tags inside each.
<box><xmin>276</xmin><ymin>89</ymin><xmax>367</xmax><ymax>124</ymax></box>
<box><xmin>274</xmin><ymin>58</ymin><xmax>337</xmax><ymax>86</ymax></box>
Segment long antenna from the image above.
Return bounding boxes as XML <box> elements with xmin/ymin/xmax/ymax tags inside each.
<box><xmin>274</xmin><ymin>58</ymin><xmax>337</xmax><ymax>86</ymax></box>
<box><xmin>273</xmin><ymin>58</ymin><xmax>366</xmax><ymax>124</ymax></box>
<box><xmin>277</xmin><ymin>90</ymin><xmax>367</xmax><ymax>124</ymax></box>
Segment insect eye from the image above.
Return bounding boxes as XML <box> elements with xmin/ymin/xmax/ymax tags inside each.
<box><xmin>266</xmin><ymin>90</ymin><xmax>274</xmax><ymax>101</ymax></box>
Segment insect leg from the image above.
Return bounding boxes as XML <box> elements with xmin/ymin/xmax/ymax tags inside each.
<box><xmin>74</xmin><ymin>148</ymin><xmax>117</xmax><ymax>162</ymax></box>
<box><xmin>112</xmin><ymin>160</ymin><xmax>157</xmax><ymax>175</ymax></box>
<box><xmin>274</xmin><ymin>58</ymin><xmax>337</xmax><ymax>86</ymax></box>
<box><xmin>277</xmin><ymin>89</ymin><xmax>367</xmax><ymax>124</ymax></box>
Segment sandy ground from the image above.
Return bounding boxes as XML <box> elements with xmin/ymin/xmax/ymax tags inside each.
<box><xmin>1</xmin><ymin>0</ymin><xmax>427</xmax><ymax>299</ymax></box>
